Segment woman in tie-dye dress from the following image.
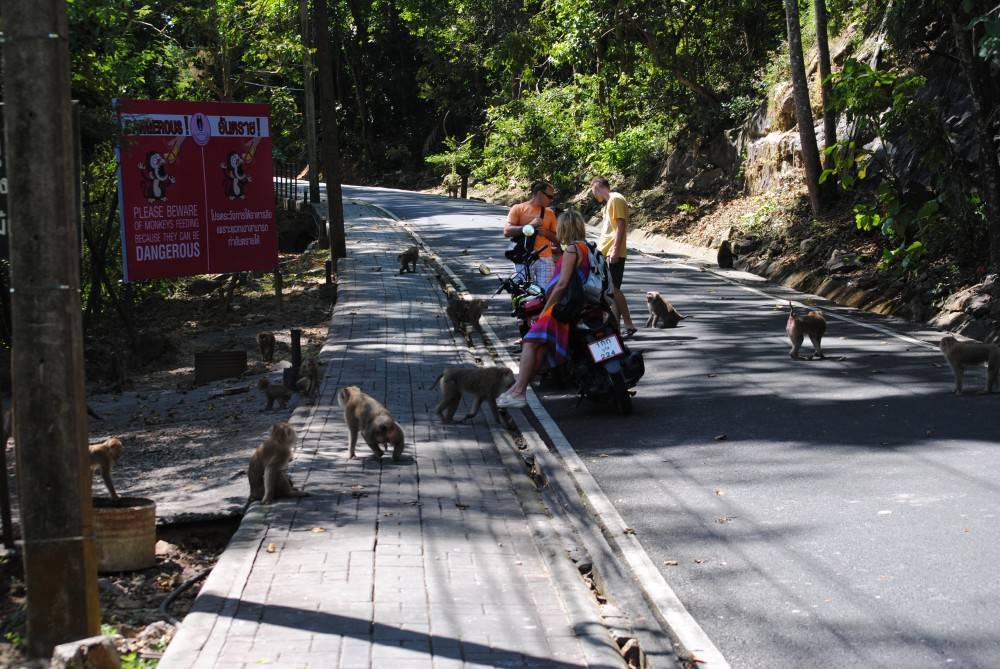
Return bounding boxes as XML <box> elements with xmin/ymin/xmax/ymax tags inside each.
<box><xmin>497</xmin><ymin>209</ymin><xmax>590</xmax><ymax>409</ymax></box>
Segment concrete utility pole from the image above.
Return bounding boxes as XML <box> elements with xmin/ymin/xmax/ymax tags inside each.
<box><xmin>312</xmin><ymin>0</ymin><xmax>347</xmax><ymax>262</ymax></box>
<box><xmin>299</xmin><ymin>0</ymin><xmax>320</xmax><ymax>204</ymax></box>
<box><xmin>1</xmin><ymin>0</ymin><xmax>101</xmax><ymax>657</ymax></box>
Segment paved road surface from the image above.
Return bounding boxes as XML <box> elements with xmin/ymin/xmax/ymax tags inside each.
<box><xmin>331</xmin><ymin>185</ymin><xmax>1000</xmax><ymax>668</ymax></box>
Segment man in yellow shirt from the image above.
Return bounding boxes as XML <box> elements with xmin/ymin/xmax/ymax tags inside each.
<box><xmin>504</xmin><ymin>181</ymin><xmax>559</xmax><ymax>286</ymax></box>
<box><xmin>591</xmin><ymin>176</ymin><xmax>636</xmax><ymax>337</ymax></box>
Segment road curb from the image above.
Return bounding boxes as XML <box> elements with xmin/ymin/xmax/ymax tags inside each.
<box><xmin>158</xmin><ymin>505</ymin><xmax>267</xmax><ymax>668</ymax></box>
<box><xmin>357</xmin><ymin>197</ymin><xmax>729</xmax><ymax>669</ymax></box>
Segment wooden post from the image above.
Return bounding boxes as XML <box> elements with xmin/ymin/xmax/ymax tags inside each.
<box><xmin>274</xmin><ymin>269</ymin><xmax>283</xmax><ymax>311</ymax></box>
<box><xmin>290</xmin><ymin>328</ymin><xmax>302</xmax><ymax>371</ymax></box>
<box><xmin>1</xmin><ymin>0</ymin><xmax>101</xmax><ymax>656</ymax></box>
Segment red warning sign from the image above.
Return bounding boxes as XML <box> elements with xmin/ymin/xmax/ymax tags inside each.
<box><xmin>116</xmin><ymin>99</ymin><xmax>277</xmax><ymax>281</ymax></box>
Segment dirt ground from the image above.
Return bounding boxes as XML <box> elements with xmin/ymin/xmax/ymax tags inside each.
<box><xmin>1</xmin><ymin>246</ymin><xmax>337</xmax><ymax>665</ymax></box>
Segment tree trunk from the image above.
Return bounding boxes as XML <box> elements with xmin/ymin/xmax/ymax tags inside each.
<box><xmin>952</xmin><ymin>9</ymin><xmax>1000</xmax><ymax>269</ymax></box>
<box><xmin>313</xmin><ymin>0</ymin><xmax>347</xmax><ymax>261</ymax></box>
<box><xmin>784</xmin><ymin>0</ymin><xmax>824</xmax><ymax>215</ymax></box>
<box><xmin>813</xmin><ymin>0</ymin><xmax>837</xmax><ymax>166</ymax></box>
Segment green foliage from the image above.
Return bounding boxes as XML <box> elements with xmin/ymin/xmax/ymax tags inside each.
<box><xmin>4</xmin><ymin>631</ymin><xmax>24</xmax><ymax>648</ymax></box>
<box><xmin>121</xmin><ymin>652</ymin><xmax>158</xmax><ymax>669</ymax></box>
<box><xmin>822</xmin><ymin>59</ymin><xmax>947</xmax><ymax>272</ymax></box>
<box><xmin>424</xmin><ymin>135</ymin><xmax>480</xmax><ymax>175</ymax></box>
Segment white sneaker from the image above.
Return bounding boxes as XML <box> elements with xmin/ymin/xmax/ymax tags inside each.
<box><xmin>496</xmin><ymin>389</ymin><xmax>527</xmax><ymax>409</ymax></box>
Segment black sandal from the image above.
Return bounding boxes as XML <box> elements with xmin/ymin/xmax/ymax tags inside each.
<box><xmin>622</xmin><ymin>327</ymin><xmax>638</xmax><ymax>340</ymax></box>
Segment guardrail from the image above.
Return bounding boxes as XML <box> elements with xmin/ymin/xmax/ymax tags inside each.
<box><xmin>274</xmin><ymin>161</ymin><xmax>304</xmax><ymax>208</ymax></box>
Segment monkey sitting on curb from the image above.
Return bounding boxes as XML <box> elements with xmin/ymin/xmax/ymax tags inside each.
<box><xmin>258</xmin><ymin>332</ymin><xmax>276</xmax><ymax>362</ymax></box>
<box><xmin>296</xmin><ymin>357</ymin><xmax>320</xmax><ymax>400</ymax></box>
<box><xmin>786</xmin><ymin>302</ymin><xmax>826</xmax><ymax>360</ymax></box>
<box><xmin>259</xmin><ymin>378</ymin><xmax>293</xmax><ymax>410</ymax></box>
<box><xmin>398</xmin><ymin>246</ymin><xmax>419</xmax><ymax>274</ymax></box>
<box><xmin>336</xmin><ymin>386</ymin><xmax>405</xmax><ymax>461</ymax></box>
<box><xmin>90</xmin><ymin>436</ymin><xmax>124</xmax><ymax>500</ymax></box>
<box><xmin>939</xmin><ymin>335</ymin><xmax>1000</xmax><ymax>395</ymax></box>
<box><xmin>717</xmin><ymin>240</ymin><xmax>735</xmax><ymax>269</ymax></box>
<box><xmin>247</xmin><ymin>422</ymin><xmax>308</xmax><ymax>505</ymax></box>
<box><xmin>446</xmin><ymin>294</ymin><xmax>488</xmax><ymax>333</ymax></box>
<box><xmin>431</xmin><ymin>366</ymin><xmax>516</xmax><ymax>423</ymax></box>
<box><xmin>645</xmin><ymin>291</ymin><xmax>686</xmax><ymax>328</ymax></box>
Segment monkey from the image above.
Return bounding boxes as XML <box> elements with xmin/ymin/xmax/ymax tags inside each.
<box><xmin>938</xmin><ymin>335</ymin><xmax>1000</xmax><ymax>395</ymax></box>
<box><xmin>442</xmin><ymin>173</ymin><xmax>461</xmax><ymax>198</ymax></box>
<box><xmin>247</xmin><ymin>422</ymin><xmax>308</xmax><ymax>504</ymax></box>
<box><xmin>296</xmin><ymin>357</ymin><xmax>320</xmax><ymax>400</ymax></box>
<box><xmin>645</xmin><ymin>291</ymin><xmax>686</xmax><ymax>328</ymax></box>
<box><xmin>431</xmin><ymin>366</ymin><xmax>516</xmax><ymax>423</ymax></box>
<box><xmin>258</xmin><ymin>378</ymin><xmax>293</xmax><ymax>410</ymax></box>
<box><xmin>258</xmin><ymin>332</ymin><xmax>276</xmax><ymax>363</ymax></box>
<box><xmin>398</xmin><ymin>246</ymin><xmax>419</xmax><ymax>274</ymax></box>
<box><xmin>786</xmin><ymin>302</ymin><xmax>826</xmax><ymax>360</ymax></box>
<box><xmin>89</xmin><ymin>436</ymin><xmax>124</xmax><ymax>500</ymax></box>
<box><xmin>717</xmin><ymin>240</ymin><xmax>734</xmax><ymax>269</ymax></box>
<box><xmin>445</xmin><ymin>294</ymin><xmax>488</xmax><ymax>333</ymax></box>
<box><xmin>336</xmin><ymin>386</ymin><xmax>406</xmax><ymax>461</ymax></box>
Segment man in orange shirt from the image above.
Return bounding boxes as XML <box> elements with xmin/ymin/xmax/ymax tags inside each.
<box><xmin>504</xmin><ymin>181</ymin><xmax>559</xmax><ymax>287</ymax></box>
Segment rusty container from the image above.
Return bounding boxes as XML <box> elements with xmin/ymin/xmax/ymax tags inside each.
<box><xmin>92</xmin><ymin>497</ymin><xmax>156</xmax><ymax>572</ymax></box>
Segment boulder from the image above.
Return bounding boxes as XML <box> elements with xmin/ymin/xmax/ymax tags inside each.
<box><xmin>770</xmin><ymin>83</ymin><xmax>797</xmax><ymax>132</ymax></box>
<box><xmin>50</xmin><ymin>636</ymin><xmax>120</xmax><ymax>669</ymax></box>
<box><xmin>957</xmin><ymin>317</ymin><xmax>993</xmax><ymax>342</ymax></box>
<box><xmin>684</xmin><ymin>168</ymin><xmax>726</xmax><ymax>194</ymax></box>
<box><xmin>826</xmin><ymin>249</ymin><xmax>860</xmax><ymax>273</ymax></box>
<box><xmin>800</xmin><ymin>237</ymin><xmax>819</xmax><ymax>254</ymax></box>
<box><xmin>941</xmin><ymin>287</ymin><xmax>979</xmax><ymax>314</ymax></box>
<box><xmin>733</xmin><ymin>236</ymin><xmax>761</xmax><ymax>255</ymax></box>
<box><xmin>930</xmin><ymin>310</ymin><xmax>972</xmax><ymax>331</ymax></box>
<box><xmin>967</xmin><ymin>293</ymin><xmax>992</xmax><ymax>317</ymax></box>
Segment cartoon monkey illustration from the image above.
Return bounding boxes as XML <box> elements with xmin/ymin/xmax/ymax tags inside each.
<box><xmin>221</xmin><ymin>152</ymin><xmax>252</xmax><ymax>200</ymax></box>
<box><xmin>138</xmin><ymin>151</ymin><xmax>176</xmax><ymax>202</ymax></box>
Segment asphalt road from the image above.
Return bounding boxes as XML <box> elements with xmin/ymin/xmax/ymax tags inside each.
<box><xmin>334</xmin><ymin>185</ymin><xmax>1000</xmax><ymax>668</ymax></box>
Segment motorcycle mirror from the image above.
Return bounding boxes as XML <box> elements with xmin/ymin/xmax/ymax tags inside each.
<box><xmin>478</xmin><ymin>263</ymin><xmax>492</xmax><ymax>275</ymax></box>
<box><xmin>522</xmin><ymin>224</ymin><xmax>535</xmax><ymax>237</ymax></box>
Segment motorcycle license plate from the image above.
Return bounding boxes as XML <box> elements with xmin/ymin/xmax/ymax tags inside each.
<box><xmin>588</xmin><ymin>334</ymin><xmax>624</xmax><ymax>363</ymax></box>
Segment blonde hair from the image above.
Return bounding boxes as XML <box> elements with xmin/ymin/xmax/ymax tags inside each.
<box><xmin>556</xmin><ymin>209</ymin><xmax>586</xmax><ymax>245</ymax></box>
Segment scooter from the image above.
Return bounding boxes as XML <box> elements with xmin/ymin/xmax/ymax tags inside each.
<box><xmin>494</xmin><ymin>233</ymin><xmax>644</xmax><ymax>415</ymax></box>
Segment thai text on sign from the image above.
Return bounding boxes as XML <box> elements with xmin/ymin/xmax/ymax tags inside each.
<box><xmin>115</xmin><ymin>99</ymin><xmax>277</xmax><ymax>281</ymax></box>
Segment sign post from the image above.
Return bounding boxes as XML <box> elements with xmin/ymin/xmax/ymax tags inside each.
<box><xmin>116</xmin><ymin>100</ymin><xmax>277</xmax><ymax>281</ymax></box>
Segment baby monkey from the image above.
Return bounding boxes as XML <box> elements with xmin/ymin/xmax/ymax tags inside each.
<box><xmin>645</xmin><ymin>291</ymin><xmax>686</xmax><ymax>328</ymax></box>
<box><xmin>432</xmin><ymin>366</ymin><xmax>516</xmax><ymax>423</ymax></box>
<box><xmin>398</xmin><ymin>246</ymin><xmax>419</xmax><ymax>274</ymax></box>
<box><xmin>258</xmin><ymin>332</ymin><xmax>276</xmax><ymax>362</ymax></box>
<box><xmin>247</xmin><ymin>422</ymin><xmax>308</xmax><ymax>504</ymax></box>
<box><xmin>939</xmin><ymin>335</ymin><xmax>1000</xmax><ymax>395</ymax></box>
<box><xmin>786</xmin><ymin>302</ymin><xmax>826</xmax><ymax>359</ymax></box>
<box><xmin>336</xmin><ymin>386</ymin><xmax>406</xmax><ymax>461</ymax></box>
<box><xmin>90</xmin><ymin>436</ymin><xmax>124</xmax><ymax>499</ymax></box>
<box><xmin>259</xmin><ymin>378</ymin><xmax>293</xmax><ymax>410</ymax></box>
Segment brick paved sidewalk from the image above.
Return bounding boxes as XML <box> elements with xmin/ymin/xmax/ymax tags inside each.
<box><xmin>159</xmin><ymin>203</ymin><xmax>623</xmax><ymax>669</ymax></box>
